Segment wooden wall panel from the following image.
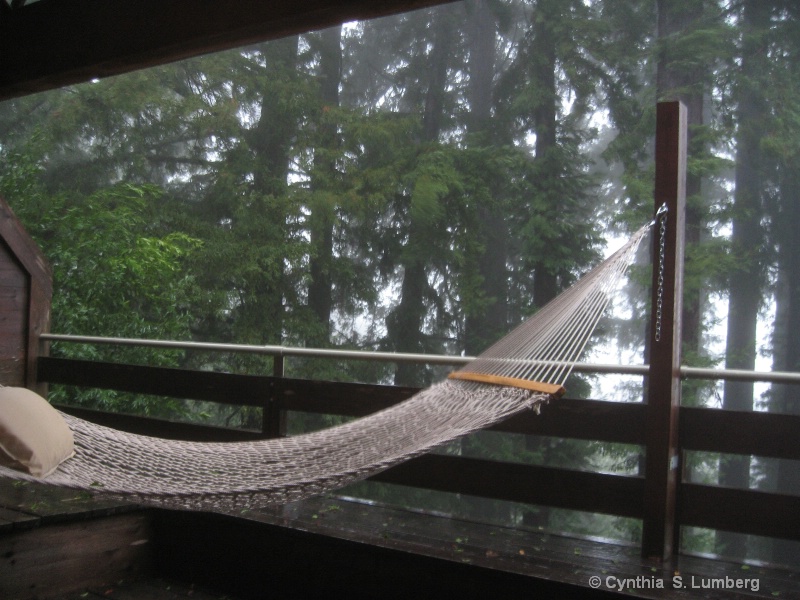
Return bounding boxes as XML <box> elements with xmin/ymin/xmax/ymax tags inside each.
<box><xmin>0</xmin><ymin>196</ymin><xmax>52</xmax><ymax>392</ymax></box>
<box><xmin>0</xmin><ymin>239</ymin><xmax>28</xmax><ymax>387</ymax></box>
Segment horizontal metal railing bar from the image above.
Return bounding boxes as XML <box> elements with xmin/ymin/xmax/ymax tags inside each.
<box><xmin>39</xmin><ymin>333</ymin><xmax>648</xmax><ymax>375</ymax></box>
<box><xmin>41</xmin><ymin>333</ymin><xmax>472</xmax><ymax>366</ymax></box>
<box><xmin>41</xmin><ymin>333</ymin><xmax>800</xmax><ymax>384</ymax></box>
<box><xmin>680</xmin><ymin>365</ymin><xmax>800</xmax><ymax>384</ymax></box>
<box><xmin>44</xmin><ymin>354</ymin><xmax>799</xmax><ymax>456</ymax></box>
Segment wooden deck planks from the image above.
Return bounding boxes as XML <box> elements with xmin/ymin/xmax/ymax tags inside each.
<box><xmin>0</xmin><ymin>479</ymin><xmax>141</xmax><ymax>529</ymax></box>
<box><xmin>2</xmin><ymin>478</ymin><xmax>799</xmax><ymax>599</ymax></box>
<box><xmin>234</xmin><ymin>495</ymin><xmax>800</xmax><ymax>599</ymax></box>
<box><xmin>50</xmin><ymin>578</ymin><xmax>233</xmax><ymax>600</ymax></box>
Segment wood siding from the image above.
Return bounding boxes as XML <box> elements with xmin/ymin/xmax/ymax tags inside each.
<box><xmin>0</xmin><ymin>240</ymin><xmax>28</xmax><ymax>386</ymax></box>
<box><xmin>0</xmin><ymin>196</ymin><xmax>51</xmax><ymax>391</ymax></box>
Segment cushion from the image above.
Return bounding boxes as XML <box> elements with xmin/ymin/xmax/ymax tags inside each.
<box><xmin>0</xmin><ymin>386</ymin><xmax>75</xmax><ymax>477</ymax></box>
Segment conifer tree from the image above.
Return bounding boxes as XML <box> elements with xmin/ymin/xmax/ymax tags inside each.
<box><xmin>759</xmin><ymin>1</ymin><xmax>800</xmax><ymax>565</ymax></box>
<box><xmin>306</xmin><ymin>25</ymin><xmax>344</xmax><ymax>347</ymax></box>
<box><xmin>717</xmin><ymin>0</ymin><xmax>772</xmax><ymax>559</ymax></box>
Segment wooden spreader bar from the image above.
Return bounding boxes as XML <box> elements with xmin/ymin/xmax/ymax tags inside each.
<box><xmin>448</xmin><ymin>371</ymin><xmax>566</xmax><ymax>398</ymax></box>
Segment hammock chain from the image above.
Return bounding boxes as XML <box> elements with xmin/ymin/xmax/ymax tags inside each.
<box><xmin>654</xmin><ymin>204</ymin><xmax>668</xmax><ymax>342</ymax></box>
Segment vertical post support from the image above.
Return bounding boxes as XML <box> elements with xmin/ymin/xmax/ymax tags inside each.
<box><xmin>28</xmin><ymin>278</ymin><xmax>52</xmax><ymax>397</ymax></box>
<box><xmin>263</xmin><ymin>354</ymin><xmax>287</xmax><ymax>439</ymax></box>
<box><xmin>642</xmin><ymin>101</ymin><xmax>687</xmax><ymax>561</ymax></box>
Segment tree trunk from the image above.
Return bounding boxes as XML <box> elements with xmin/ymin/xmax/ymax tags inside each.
<box><xmin>655</xmin><ymin>0</ymin><xmax>707</xmax><ymax>371</ymax></box>
<box><xmin>389</xmin><ymin>8</ymin><xmax>454</xmax><ymax>387</ymax></box>
<box><xmin>246</xmin><ymin>36</ymin><xmax>300</xmax><ymax>345</ymax></box>
<box><xmin>459</xmin><ymin>0</ymin><xmax>514</xmax><ymax>525</ymax></box>
<box><xmin>308</xmin><ymin>25</ymin><xmax>343</xmax><ymax>346</ymax></box>
<box><xmin>529</xmin><ymin>0</ymin><xmax>560</xmax><ymax>313</ymax></box>
<box><xmin>464</xmin><ymin>0</ymin><xmax>507</xmax><ymax>357</ymax></box>
<box><xmin>717</xmin><ymin>0</ymin><xmax>770</xmax><ymax>559</ymax></box>
<box><xmin>768</xmin><ymin>167</ymin><xmax>800</xmax><ymax>565</ymax></box>
<box><xmin>522</xmin><ymin>0</ymin><xmax>561</xmax><ymax>531</ymax></box>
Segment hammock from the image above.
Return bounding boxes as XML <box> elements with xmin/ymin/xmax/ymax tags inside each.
<box><xmin>0</xmin><ymin>223</ymin><xmax>651</xmax><ymax>511</ymax></box>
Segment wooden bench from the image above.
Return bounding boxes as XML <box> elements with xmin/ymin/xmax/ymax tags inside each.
<box><xmin>0</xmin><ymin>479</ymin><xmax>152</xmax><ymax>599</ymax></box>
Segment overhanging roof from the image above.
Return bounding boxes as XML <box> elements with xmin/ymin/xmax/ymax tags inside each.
<box><xmin>0</xmin><ymin>0</ymin><xmax>456</xmax><ymax>101</ymax></box>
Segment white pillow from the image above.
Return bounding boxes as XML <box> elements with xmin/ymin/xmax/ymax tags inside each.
<box><xmin>0</xmin><ymin>386</ymin><xmax>75</xmax><ymax>477</ymax></box>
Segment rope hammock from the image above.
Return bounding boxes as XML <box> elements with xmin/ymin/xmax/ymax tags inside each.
<box><xmin>0</xmin><ymin>223</ymin><xmax>651</xmax><ymax>511</ymax></box>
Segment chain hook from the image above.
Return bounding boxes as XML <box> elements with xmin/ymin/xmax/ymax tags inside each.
<box><xmin>654</xmin><ymin>203</ymin><xmax>668</xmax><ymax>342</ymax></box>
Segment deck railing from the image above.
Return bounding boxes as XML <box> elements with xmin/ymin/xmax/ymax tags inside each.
<box><xmin>36</xmin><ymin>332</ymin><xmax>800</xmax><ymax>564</ymax></box>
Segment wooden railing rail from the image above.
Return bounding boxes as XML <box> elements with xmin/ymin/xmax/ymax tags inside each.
<box><xmin>37</xmin><ymin>356</ymin><xmax>647</xmax><ymax>445</ymax></box>
<box><xmin>679</xmin><ymin>406</ymin><xmax>800</xmax><ymax>461</ymax></box>
<box><xmin>38</xmin><ymin>355</ymin><xmax>647</xmax><ymax>522</ymax></box>
<box><xmin>37</xmin><ymin>354</ymin><xmax>800</xmax><ymax>551</ymax></box>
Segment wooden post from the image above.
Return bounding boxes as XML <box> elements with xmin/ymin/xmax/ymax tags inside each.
<box><xmin>642</xmin><ymin>101</ymin><xmax>687</xmax><ymax>561</ymax></box>
<box><xmin>263</xmin><ymin>354</ymin><xmax>287</xmax><ymax>438</ymax></box>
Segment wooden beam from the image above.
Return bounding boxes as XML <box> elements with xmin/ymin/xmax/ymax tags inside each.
<box><xmin>38</xmin><ymin>356</ymin><xmax>271</xmax><ymax>407</ymax></box>
<box><xmin>0</xmin><ymin>0</ymin><xmax>458</xmax><ymax>101</ymax></box>
<box><xmin>274</xmin><ymin>376</ymin><xmax>418</xmax><ymax>416</ymax></box>
<box><xmin>680</xmin><ymin>406</ymin><xmax>800</xmax><ymax>461</ymax></box>
<box><xmin>26</xmin><ymin>278</ymin><xmax>51</xmax><ymax>393</ymax></box>
<box><xmin>39</xmin><ymin>357</ymin><xmax>648</xmax><ymax>444</ymax></box>
<box><xmin>371</xmin><ymin>454</ymin><xmax>645</xmax><ymax>519</ymax></box>
<box><xmin>0</xmin><ymin>196</ymin><xmax>52</xmax><ymax>299</ymax></box>
<box><xmin>679</xmin><ymin>484</ymin><xmax>800</xmax><ymax>541</ymax></box>
<box><xmin>641</xmin><ymin>101</ymin><xmax>687</xmax><ymax>561</ymax></box>
<box><xmin>494</xmin><ymin>398</ymin><xmax>647</xmax><ymax>446</ymax></box>
<box><xmin>447</xmin><ymin>371</ymin><xmax>565</xmax><ymax>397</ymax></box>
<box><xmin>57</xmin><ymin>404</ymin><xmax>267</xmax><ymax>442</ymax></box>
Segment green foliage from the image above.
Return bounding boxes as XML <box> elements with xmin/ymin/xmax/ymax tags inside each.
<box><xmin>42</xmin><ymin>184</ymin><xmax>199</xmax><ymax>344</ymax></box>
<box><xmin>1</xmin><ymin>148</ymin><xmax>201</xmax><ymax>414</ymax></box>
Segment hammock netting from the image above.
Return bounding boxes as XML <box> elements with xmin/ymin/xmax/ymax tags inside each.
<box><xmin>0</xmin><ymin>223</ymin><xmax>651</xmax><ymax>511</ymax></box>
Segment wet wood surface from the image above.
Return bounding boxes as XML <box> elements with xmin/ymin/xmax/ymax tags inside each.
<box><xmin>1</xmin><ymin>478</ymin><xmax>798</xmax><ymax>599</ymax></box>
<box><xmin>0</xmin><ymin>479</ymin><xmax>153</xmax><ymax>599</ymax></box>
<box><xmin>236</xmin><ymin>495</ymin><xmax>800</xmax><ymax>599</ymax></box>
<box><xmin>39</xmin><ymin>356</ymin><xmax>800</xmax><ymax>550</ymax></box>
<box><xmin>48</xmin><ymin>578</ymin><xmax>231</xmax><ymax>600</ymax></box>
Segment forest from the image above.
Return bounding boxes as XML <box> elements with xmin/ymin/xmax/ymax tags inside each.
<box><xmin>0</xmin><ymin>0</ymin><xmax>798</xmax><ymax>564</ymax></box>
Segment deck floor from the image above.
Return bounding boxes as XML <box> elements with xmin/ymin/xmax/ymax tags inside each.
<box><xmin>2</xmin><ymin>478</ymin><xmax>799</xmax><ymax>599</ymax></box>
<box><xmin>50</xmin><ymin>578</ymin><xmax>232</xmax><ymax>600</ymax></box>
<box><xmin>234</xmin><ymin>495</ymin><xmax>800</xmax><ymax>599</ymax></box>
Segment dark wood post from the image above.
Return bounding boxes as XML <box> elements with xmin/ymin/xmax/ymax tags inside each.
<box><xmin>263</xmin><ymin>354</ymin><xmax>287</xmax><ymax>438</ymax></box>
<box><xmin>642</xmin><ymin>101</ymin><xmax>687</xmax><ymax>561</ymax></box>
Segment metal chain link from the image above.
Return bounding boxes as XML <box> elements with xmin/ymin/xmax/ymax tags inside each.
<box><xmin>654</xmin><ymin>204</ymin><xmax>667</xmax><ymax>342</ymax></box>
